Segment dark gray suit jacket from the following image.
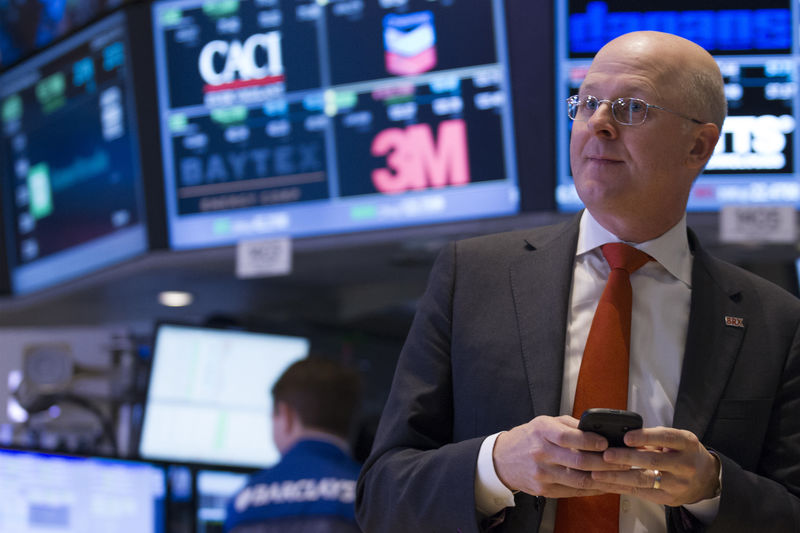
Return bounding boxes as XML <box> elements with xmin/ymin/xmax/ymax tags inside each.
<box><xmin>356</xmin><ymin>214</ymin><xmax>800</xmax><ymax>532</ymax></box>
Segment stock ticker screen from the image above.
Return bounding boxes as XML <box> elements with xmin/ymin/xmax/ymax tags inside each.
<box><xmin>556</xmin><ymin>1</ymin><xmax>798</xmax><ymax>211</ymax></box>
<box><xmin>151</xmin><ymin>0</ymin><xmax>519</xmax><ymax>249</ymax></box>
<box><xmin>0</xmin><ymin>11</ymin><xmax>148</xmax><ymax>295</ymax></box>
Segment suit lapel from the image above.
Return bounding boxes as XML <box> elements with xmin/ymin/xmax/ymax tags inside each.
<box><xmin>672</xmin><ymin>231</ymin><xmax>746</xmax><ymax>439</ymax></box>
<box><xmin>506</xmin><ymin>219</ymin><xmax>744</xmax><ymax>431</ymax></box>
<box><xmin>509</xmin><ymin>215</ymin><xmax>581</xmax><ymax>418</ymax></box>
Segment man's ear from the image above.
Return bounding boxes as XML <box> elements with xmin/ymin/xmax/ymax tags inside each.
<box><xmin>275</xmin><ymin>401</ymin><xmax>299</xmax><ymax>431</ymax></box>
<box><xmin>686</xmin><ymin>122</ymin><xmax>720</xmax><ymax>170</ymax></box>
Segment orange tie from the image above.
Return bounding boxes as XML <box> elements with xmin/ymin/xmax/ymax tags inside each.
<box><xmin>554</xmin><ymin>242</ymin><xmax>652</xmax><ymax>533</ymax></box>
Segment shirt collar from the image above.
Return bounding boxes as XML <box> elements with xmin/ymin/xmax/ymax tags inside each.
<box><xmin>577</xmin><ymin>210</ymin><xmax>693</xmax><ymax>288</ymax></box>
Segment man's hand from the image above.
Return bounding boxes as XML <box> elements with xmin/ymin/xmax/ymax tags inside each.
<box><xmin>590</xmin><ymin>427</ymin><xmax>721</xmax><ymax>506</ymax></box>
<box><xmin>492</xmin><ymin>415</ymin><xmax>630</xmax><ymax>498</ymax></box>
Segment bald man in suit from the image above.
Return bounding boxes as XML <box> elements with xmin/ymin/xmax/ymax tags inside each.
<box><xmin>356</xmin><ymin>31</ymin><xmax>800</xmax><ymax>532</ymax></box>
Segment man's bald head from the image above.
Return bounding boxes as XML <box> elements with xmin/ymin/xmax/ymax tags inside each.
<box><xmin>593</xmin><ymin>31</ymin><xmax>726</xmax><ymax>130</ymax></box>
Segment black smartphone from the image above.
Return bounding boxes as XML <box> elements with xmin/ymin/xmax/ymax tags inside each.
<box><xmin>578</xmin><ymin>408</ymin><xmax>643</xmax><ymax>447</ymax></box>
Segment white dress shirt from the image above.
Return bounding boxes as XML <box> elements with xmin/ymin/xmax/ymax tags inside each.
<box><xmin>475</xmin><ymin>211</ymin><xmax>720</xmax><ymax>531</ymax></box>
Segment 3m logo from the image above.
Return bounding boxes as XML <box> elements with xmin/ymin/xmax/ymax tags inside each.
<box><xmin>370</xmin><ymin>119</ymin><xmax>470</xmax><ymax>194</ymax></box>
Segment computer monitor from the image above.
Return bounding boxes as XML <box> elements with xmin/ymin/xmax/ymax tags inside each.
<box><xmin>0</xmin><ymin>447</ymin><xmax>166</xmax><ymax>533</ymax></box>
<box><xmin>0</xmin><ymin>10</ymin><xmax>153</xmax><ymax>295</ymax></box>
<box><xmin>138</xmin><ymin>324</ymin><xmax>310</xmax><ymax>467</ymax></box>
<box><xmin>555</xmin><ymin>0</ymin><xmax>797</xmax><ymax>211</ymax></box>
<box><xmin>0</xmin><ymin>0</ymin><xmax>143</xmax><ymax>70</ymax></box>
<box><xmin>196</xmin><ymin>469</ymin><xmax>250</xmax><ymax>533</ymax></box>
<box><xmin>151</xmin><ymin>0</ymin><xmax>522</xmax><ymax>249</ymax></box>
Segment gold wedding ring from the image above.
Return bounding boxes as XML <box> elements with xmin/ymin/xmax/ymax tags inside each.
<box><xmin>652</xmin><ymin>469</ymin><xmax>662</xmax><ymax>490</ymax></box>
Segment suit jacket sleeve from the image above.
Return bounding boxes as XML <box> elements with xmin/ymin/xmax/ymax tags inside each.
<box><xmin>355</xmin><ymin>241</ymin><xmax>487</xmax><ymax>533</ymax></box>
<box><xmin>356</xmin><ymin>218</ymin><xmax>584</xmax><ymax>533</ymax></box>
<box><xmin>668</xmin><ymin>250</ymin><xmax>800</xmax><ymax>532</ymax></box>
<box><xmin>712</xmin><ymin>323</ymin><xmax>800</xmax><ymax>531</ymax></box>
<box><xmin>669</xmin><ymin>325</ymin><xmax>800</xmax><ymax>531</ymax></box>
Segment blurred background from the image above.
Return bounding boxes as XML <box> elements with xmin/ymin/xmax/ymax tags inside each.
<box><xmin>0</xmin><ymin>0</ymin><xmax>799</xmax><ymax>531</ymax></box>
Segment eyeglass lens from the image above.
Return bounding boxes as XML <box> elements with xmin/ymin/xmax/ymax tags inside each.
<box><xmin>568</xmin><ymin>96</ymin><xmax>648</xmax><ymax>125</ymax></box>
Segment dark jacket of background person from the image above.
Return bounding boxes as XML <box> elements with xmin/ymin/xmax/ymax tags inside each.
<box><xmin>225</xmin><ymin>439</ymin><xmax>361</xmax><ymax>533</ymax></box>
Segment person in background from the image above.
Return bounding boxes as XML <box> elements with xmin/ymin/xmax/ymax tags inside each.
<box><xmin>225</xmin><ymin>358</ymin><xmax>362</xmax><ymax>533</ymax></box>
<box><xmin>356</xmin><ymin>31</ymin><xmax>800</xmax><ymax>532</ymax></box>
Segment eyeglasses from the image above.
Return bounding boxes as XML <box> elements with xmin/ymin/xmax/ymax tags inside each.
<box><xmin>566</xmin><ymin>95</ymin><xmax>704</xmax><ymax>126</ymax></box>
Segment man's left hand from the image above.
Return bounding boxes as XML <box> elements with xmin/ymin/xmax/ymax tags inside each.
<box><xmin>588</xmin><ymin>427</ymin><xmax>721</xmax><ymax>506</ymax></box>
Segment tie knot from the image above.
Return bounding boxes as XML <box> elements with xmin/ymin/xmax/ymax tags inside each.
<box><xmin>601</xmin><ymin>242</ymin><xmax>652</xmax><ymax>273</ymax></box>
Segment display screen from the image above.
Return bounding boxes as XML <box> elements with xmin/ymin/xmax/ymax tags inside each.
<box><xmin>0</xmin><ymin>11</ymin><xmax>149</xmax><ymax>294</ymax></box>
<box><xmin>556</xmin><ymin>1</ymin><xmax>798</xmax><ymax>211</ymax></box>
<box><xmin>196</xmin><ymin>470</ymin><xmax>249</xmax><ymax>533</ymax></box>
<box><xmin>138</xmin><ymin>324</ymin><xmax>310</xmax><ymax>467</ymax></box>
<box><xmin>151</xmin><ymin>0</ymin><xmax>519</xmax><ymax>249</ymax></box>
<box><xmin>0</xmin><ymin>0</ymin><xmax>134</xmax><ymax>70</ymax></box>
<box><xmin>0</xmin><ymin>448</ymin><xmax>166</xmax><ymax>533</ymax></box>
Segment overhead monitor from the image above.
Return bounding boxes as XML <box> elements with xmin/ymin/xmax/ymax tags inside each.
<box><xmin>138</xmin><ymin>324</ymin><xmax>310</xmax><ymax>468</ymax></box>
<box><xmin>0</xmin><ymin>10</ymin><xmax>151</xmax><ymax>295</ymax></box>
<box><xmin>556</xmin><ymin>1</ymin><xmax>797</xmax><ymax>211</ymax></box>
<box><xmin>0</xmin><ymin>0</ymin><xmax>138</xmax><ymax>70</ymax></box>
<box><xmin>196</xmin><ymin>469</ymin><xmax>250</xmax><ymax>533</ymax></box>
<box><xmin>0</xmin><ymin>447</ymin><xmax>166</xmax><ymax>533</ymax></box>
<box><xmin>151</xmin><ymin>0</ymin><xmax>521</xmax><ymax>249</ymax></box>
<box><xmin>794</xmin><ymin>257</ymin><xmax>800</xmax><ymax>296</ymax></box>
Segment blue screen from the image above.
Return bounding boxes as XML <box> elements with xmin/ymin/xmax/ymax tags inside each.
<box><xmin>151</xmin><ymin>0</ymin><xmax>520</xmax><ymax>250</ymax></box>
<box><xmin>0</xmin><ymin>11</ymin><xmax>149</xmax><ymax>294</ymax></box>
<box><xmin>556</xmin><ymin>0</ymin><xmax>799</xmax><ymax>211</ymax></box>
<box><xmin>0</xmin><ymin>0</ymin><xmax>134</xmax><ymax>70</ymax></box>
<box><xmin>196</xmin><ymin>469</ymin><xmax>250</xmax><ymax>533</ymax></box>
<box><xmin>0</xmin><ymin>448</ymin><xmax>166</xmax><ymax>533</ymax></box>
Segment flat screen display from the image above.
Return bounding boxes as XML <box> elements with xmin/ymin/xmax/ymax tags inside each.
<box><xmin>138</xmin><ymin>324</ymin><xmax>310</xmax><ymax>467</ymax></box>
<box><xmin>0</xmin><ymin>11</ymin><xmax>149</xmax><ymax>295</ymax></box>
<box><xmin>0</xmin><ymin>0</ymin><xmax>135</xmax><ymax>70</ymax></box>
<box><xmin>0</xmin><ymin>448</ymin><xmax>166</xmax><ymax>533</ymax></box>
<box><xmin>196</xmin><ymin>469</ymin><xmax>249</xmax><ymax>533</ymax></box>
<box><xmin>151</xmin><ymin>0</ymin><xmax>520</xmax><ymax>249</ymax></box>
<box><xmin>556</xmin><ymin>1</ymin><xmax>798</xmax><ymax>211</ymax></box>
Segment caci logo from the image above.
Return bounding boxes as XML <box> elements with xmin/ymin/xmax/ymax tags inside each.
<box><xmin>198</xmin><ymin>31</ymin><xmax>284</xmax><ymax>92</ymax></box>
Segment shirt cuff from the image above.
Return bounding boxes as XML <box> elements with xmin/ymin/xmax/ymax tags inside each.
<box><xmin>682</xmin><ymin>455</ymin><xmax>723</xmax><ymax>524</ymax></box>
<box><xmin>475</xmin><ymin>432</ymin><xmax>517</xmax><ymax>517</ymax></box>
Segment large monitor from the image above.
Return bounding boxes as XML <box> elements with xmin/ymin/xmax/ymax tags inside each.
<box><xmin>0</xmin><ymin>10</ymin><xmax>154</xmax><ymax>295</ymax></box>
<box><xmin>556</xmin><ymin>1</ymin><xmax>797</xmax><ymax>211</ymax></box>
<box><xmin>151</xmin><ymin>0</ymin><xmax>522</xmax><ymax>250</ymax></box>
<box><xmin>0</xmin><ymin>447</ymin><xmax>166</xmax><ymax>533</ymax></box>
<box><xmin>0</xmin><ymin>0</ymin><xmax>137</xmax><ymax>70</ymax></box>
<box><xmin>138</xmin><ymin>324</ymin><xmax>310</xmax><ymax>467</ymax></box>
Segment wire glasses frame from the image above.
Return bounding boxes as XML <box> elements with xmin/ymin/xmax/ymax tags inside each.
<box><xmin>566</xmin><ymin>95</ymin><xmax>704</xmax><ymax>126</ymax></box>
